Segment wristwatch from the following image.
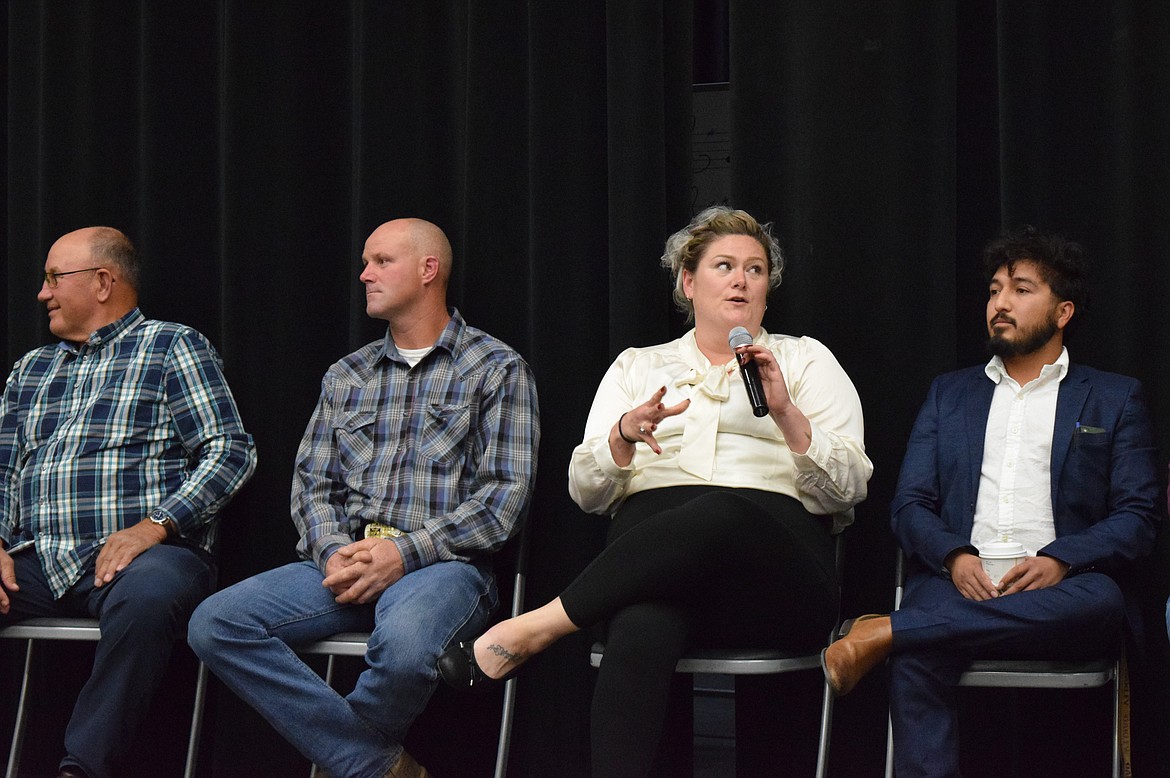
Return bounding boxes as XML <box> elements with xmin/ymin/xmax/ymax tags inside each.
<box><xmin>149</xmin><ymin>509</ymin><xmax>175</xmax><ymax>538</ymax></box>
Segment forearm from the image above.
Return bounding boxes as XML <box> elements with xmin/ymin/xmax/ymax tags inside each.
<box><xmin>164</xmin><ymin>331</ymin><xmax>257</xmax><ymax>531</ymax></box>
<box><xmin>893</xmin><ymin>502</ymin><xmax>976</xmax><ymax>573</ymax></box>
<box><xmin>157</xmin><ymin>434</ymin><xmax>256</xmax><ymax>533</ymax></box>
<box><xmin>792</xmin><ymin>424</ymin><xmax>872</xmax><ymax>514</ymax></box>
<box><xmin>394</xmin><ymin>475</ymin><xmax>532</xmax><ymax>572</ymax></box>
<box><xmin>292</xmin><ymin>479</ymin><xmax>354</xmax><ymax>571</ymax></box>
<box><xmin>783</xmin><ymin>338</ymin><xmax>871</xmax><ymax>512</ymax></box>
<box><xmin>569</xmin><ymin>435</ymin><xmax>634</xmax><ymax>515</ymax></box>
<box><xmin>770</xmin><ymin>403</ymin><xmax>812</xmax><ymax>455</ymax></box>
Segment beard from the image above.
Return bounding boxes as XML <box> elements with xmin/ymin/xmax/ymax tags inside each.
<box><xmin>987</xmin><ymin>309</ymin><xmax>1061</xmax><ymax>358</ymax></box>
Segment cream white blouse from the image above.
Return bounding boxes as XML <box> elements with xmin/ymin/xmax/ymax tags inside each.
<box><xmin>568</xmin><ymin>328</ymin><xmax>872</xmax><ymax>530</ymax></box>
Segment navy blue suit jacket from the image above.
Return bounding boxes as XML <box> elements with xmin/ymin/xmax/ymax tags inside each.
<box><xmin>891</xmin><ymin>362</ymin><xmax>1160</xmax><ymax>601</ymax></box>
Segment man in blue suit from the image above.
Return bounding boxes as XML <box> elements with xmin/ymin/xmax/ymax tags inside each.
<box><xmin>822</xmin><ymin>226</ymin><xmax>1160</xmax><ymax>777</ymax></box>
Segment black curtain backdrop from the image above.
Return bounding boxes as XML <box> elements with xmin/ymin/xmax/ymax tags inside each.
<box><xmin>3</xmin><ymin>2</ymin><xmax>1169</xmax><ymax>776</ymax></box>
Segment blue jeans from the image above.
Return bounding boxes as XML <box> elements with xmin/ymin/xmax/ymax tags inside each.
<box><xmin>188</xmin><ymin>559</ymin><xmax>496</xmax><ymax>778</ymax></box>
<box><xmin>0</xmin><ymin>543</ymin><xmax>214</xmax><ymax>778</ymax></box>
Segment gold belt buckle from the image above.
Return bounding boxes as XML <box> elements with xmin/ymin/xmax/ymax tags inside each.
<box><xmin>364</xmin><ymin>522</ymin><xmax>404</xmax><ymax>540</ymax></box>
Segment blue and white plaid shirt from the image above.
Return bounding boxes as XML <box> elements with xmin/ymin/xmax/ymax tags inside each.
<box><xmin>292</xmin><ymin>309</ymin><xmax>539</xmax><ymax>572</ymax></box>
<box><xmin>0</xmin><ymin>308</ymin><xmax>257</xmax><ymax>597</ymax></box>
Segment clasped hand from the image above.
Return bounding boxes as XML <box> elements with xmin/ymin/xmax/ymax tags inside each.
<box><xmin>948</xmin><ymin>552</ymin><xmax>1070</xmax><ymax>601</ymax></box>
<box><xmin>322</xmin><ymin>538</ymin><xmax>406</xmax><ymax>605</ymax></box>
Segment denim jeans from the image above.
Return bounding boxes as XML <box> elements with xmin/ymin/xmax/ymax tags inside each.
<box><xmin>188</xmin><ymin>559</ymin><xmax>496</xmax><ymax>778</ymax></box>
<box><xmin>0</xmin><ymin>543</ymin><xmax>214</xmax><ymax>778</ymax></box>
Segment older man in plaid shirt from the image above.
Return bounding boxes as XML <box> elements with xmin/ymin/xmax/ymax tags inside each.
<box><xmin>0</xmin><ymin>226</ymin><xmax>257</xmax><ymax>778</ymax></box>
<box><xmin>190</xmin><ymin>218</ymin><xmax>540</xmax><ymax>778</ymax></box>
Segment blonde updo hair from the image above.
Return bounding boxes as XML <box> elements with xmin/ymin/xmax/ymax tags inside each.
<box><xmin>660</xmin><ymin>206</ymin><xmax>784</xmax><ymax>323</ymax></box>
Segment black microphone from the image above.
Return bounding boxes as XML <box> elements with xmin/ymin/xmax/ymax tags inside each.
<box><xmin>728</xmin><ymin>326</ymin><xmax>769</xmax><ymax>417</ymax></box>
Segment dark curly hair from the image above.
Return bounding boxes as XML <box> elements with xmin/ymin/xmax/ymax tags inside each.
<box><xmin>981</xmin><ymin>225</ymin><xmax>1089</xmax><ymax>314</ymax></box>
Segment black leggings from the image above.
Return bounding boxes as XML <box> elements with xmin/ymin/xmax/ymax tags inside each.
<box><xmin>559</xmin><ymin>486</ymin><xmax>838</xmax><ymax>778</ymax></box>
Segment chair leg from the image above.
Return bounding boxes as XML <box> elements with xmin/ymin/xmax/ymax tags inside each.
<box><xmin>814</xmin><ymin>677</ymin><xmax>834</xmax><ymax>778</ymax></box>
<box><xmin>308</xmin><ymin>656</ymin><xmax>341</xmax><ymax>778</ymax></box>
<box><xmin>184</xmin><ymin>661</ymin><xmax>210</xmax><ymax>778</ymax></box>
<box><xmin>883</xmin><ymin>713</ymin><xmax>895</xmax><ymax>778</ymax></box>
<box><xmin>324</xmin><ymin>654</ymin><xmax>336</xmax><ymax>687</ymax></box>
<box><xmin>6</xmin><ymin>639</ymin><xmax>35</xmax><ymax>778</ymax></box>
<box><xmin>1111</xmin><ymin>659</ymin><xmax>1121</xmax><ymax>778</ymax></box>
<box><xmin>493</xmin><ymin>676</ymin><xmax>518</xmax><ymax>778</ymax></box>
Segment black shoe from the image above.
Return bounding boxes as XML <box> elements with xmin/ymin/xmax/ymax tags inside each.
<box><xmin>437</xmin><ymin>640</ymin><xmax>519</xmax><ymax>691</ymax></box>
<box><xmin>59</xmin><ymin>765</ymin><xmax>90</xmax><ymax>778</ymax></box>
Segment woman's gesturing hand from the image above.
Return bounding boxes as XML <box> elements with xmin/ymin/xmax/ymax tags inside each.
<box><xmin>611</xmin><ymin>386</ymin><xmax>691</xmax><ymax>460</ymax></box>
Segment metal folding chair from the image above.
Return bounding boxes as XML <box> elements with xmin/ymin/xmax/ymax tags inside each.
<box><xmin>0</xmin><ymin>617</ymin><xmax>208</xmax><ymax>778</ymax></box>
<box><xmin>588</xmin><ymin>531</ymin><xmax>845</xmax><ymax>778</ymax></box>
<box><xmin>883</xmin><ymin>549</ymin><xmax>1121</xmax><ymax>777</ymax></box>
<box><xmin>298</xmin><ymin>519</ymin><xmax>531</xmax><ymax>778</ymax></box>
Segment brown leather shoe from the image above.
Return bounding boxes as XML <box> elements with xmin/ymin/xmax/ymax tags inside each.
<box><xmin>821</xmin><ymin>614</ymin><xmax>892</xmax><ymax>697</ymax></box>
<box><xmin>386</xmin><ymin>749</ymin><xmax>431</xmax><ymax>778</ymax></box>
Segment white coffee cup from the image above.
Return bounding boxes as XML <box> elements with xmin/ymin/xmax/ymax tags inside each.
<box><xmin>979</xmin><ymin>540</ymin><xmax>1027</xmax><ymax>585</ymax></box>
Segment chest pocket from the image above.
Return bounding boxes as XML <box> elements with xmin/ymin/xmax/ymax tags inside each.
<box><xmin>419</xmin><ymin>404</ymin><xmax>471</xmax><ymax>465</ymax></box>
<box><xmin>335</xmin><ymin>411</ymin><xmax>378</xmax><ymax>472</ymax></box>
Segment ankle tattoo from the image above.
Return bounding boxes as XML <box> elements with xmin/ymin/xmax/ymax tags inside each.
<box><xmin>486</xmin><ymin>643</ymin><xmax>524</xmax><ymax>664</ymax></box>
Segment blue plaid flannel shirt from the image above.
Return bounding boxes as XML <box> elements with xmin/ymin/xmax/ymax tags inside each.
<box><xmin>0</xmin><ymin>308</ymin><xmax>257</xmax><ymax>597</ymax></box>
<box><xmin>292</xmin><ymin>309</ymin><xmax>540</xmax><ymax>572</ymax></box>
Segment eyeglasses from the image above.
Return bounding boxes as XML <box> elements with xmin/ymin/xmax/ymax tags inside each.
<box><xmin>43</xmin><ymin>267</ymin><xmax>103</xmax><ymax>288</ymax></box>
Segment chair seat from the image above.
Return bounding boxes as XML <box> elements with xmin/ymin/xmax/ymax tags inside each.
<box><xmin>958</xmin><ymin>658</ymin><xmax>1117</xmax><ymax>689</ymax></box>
<box><xmin>298</xmin><ymin>633</ymin><xmax>372</xmax><ymax>657</ymax></box>
<box><xmin>589</xmin><ymin>642</ymin><xmax>823</xmax><ymax>675</ymax></box>
<box><xmin>0</xmin><ymin>617</ymin><xmax>104</xmax><ymax>642</ymax></box>
<box><xmin>1</xmin><ymin>616</ymin><xmax>207</xmax><ymax>778</ymax></box>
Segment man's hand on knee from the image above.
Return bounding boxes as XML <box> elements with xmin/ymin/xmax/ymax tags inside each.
<box><xmin>0</xmin><ymin>545</ymin><xmax>18</xmax><ymax>614</ymax></box>
<box><xmin>94</xmin><ymin>520</ymin><xmax>167</xmax><ymax>587</ymax></box>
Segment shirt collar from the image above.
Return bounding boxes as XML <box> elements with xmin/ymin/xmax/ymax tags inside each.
<box><xmin>377</xmin><ymin>307</ymin><xmax>464</xmax><ymax>365</ymax></box>
<box><xmin>57</xmin><ymin>308</ymin><xmax>145</xmax><ymax>357</ymax></box>
<box><xmin>984</xmin><ymin>346</ymin><xmax>1070</xmax><ymax>387</ymax></box>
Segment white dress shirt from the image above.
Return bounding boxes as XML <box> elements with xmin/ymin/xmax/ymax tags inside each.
<box><xmin>971</xmin><ymin>348</ymin><xmax>1070</xmax><ymax>555</ymax></box>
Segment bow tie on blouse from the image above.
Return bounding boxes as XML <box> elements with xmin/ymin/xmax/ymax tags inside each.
<box><xmin>673</xmin><ymin>365</ymin><xmax>734</xmax><ymax>480</ymax></box>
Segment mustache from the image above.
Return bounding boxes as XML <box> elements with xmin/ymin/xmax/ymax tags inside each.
<box><xmin>990</xmin><ymin>314</ymin><xmax>1015</xmax><ymax>326</ymax></box>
